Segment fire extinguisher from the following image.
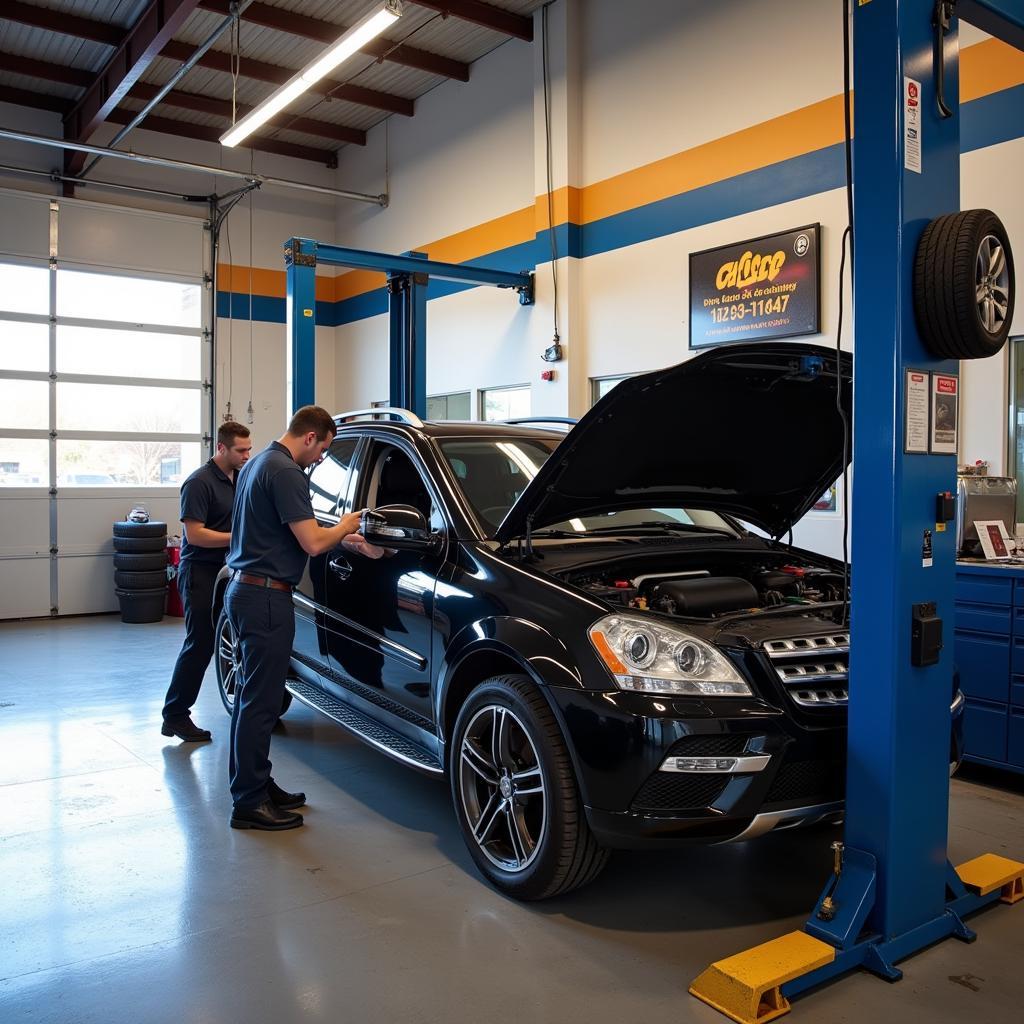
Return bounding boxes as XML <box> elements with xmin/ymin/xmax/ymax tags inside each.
<box><xmin>166</xmin><ymin>536</ymin><xmax>184</xmax><ymax>617</ymax></box>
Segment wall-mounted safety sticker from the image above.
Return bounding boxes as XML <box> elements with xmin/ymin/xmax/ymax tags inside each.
<box><xmin>904</xmin><ymin>77</ymin><xmax>922</xmax><ymax>173</ymax></box>
<box><xmin>303</xmin><ymin>309</ymin><xmax>313</xmax><ymax>317</ymax></box>
<box><xmin>922</xmin><ymin>529</ymin><xmax>933</xmax><ymax>568</ymax></box>
<box><xmin>930</xmin><ymin>373</ymin><xmax>958</xmax><ymax>454</ymax></box>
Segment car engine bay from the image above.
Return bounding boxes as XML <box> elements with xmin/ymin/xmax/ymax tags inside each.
<box><xmin>561</xmin><ymin>553</ymin><xmax>848</xmax><ymax>623</ymax></box>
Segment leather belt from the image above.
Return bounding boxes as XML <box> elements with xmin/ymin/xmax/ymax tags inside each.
<box><xmin>234</xmin><ymin>571</ymin><xmax>293</xmax><ymax>592</ymax></box>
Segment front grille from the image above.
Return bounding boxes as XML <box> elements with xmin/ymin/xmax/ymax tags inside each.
<box><xmin>765</xmin><ymin>759</ymin><xmax>845</xmax><ymax>804</ymax></box>
<box><xmin>631</xmin><ymin>772</ymin><xmax>728</xmax><ymax>811</ymax></box>
<box><xmin>763</xmin><ymin>633</ymin><xmax>849</xmax><ymax>708</ymax></box>
<box><xmin>662</xmin><ymin>735</ymin><xmax>749</xmax><ymax>759</ymax></box>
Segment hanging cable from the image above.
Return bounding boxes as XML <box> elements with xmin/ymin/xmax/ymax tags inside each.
<box><xmin>836</xmin><ymin>0</ymin><xmax>855</xmax><ymax>628</ymax></box>
<box><xmin>247</xmin><ymin>161</ymin><xmax>255</xmax><ymax>425</ymax></box>
<box><xmin>230</xmin><ymin>9</ymin><xmax>241</xmax><ymax>129</ymax></box>
<box><xmin>223</xmin><ymin>211</ymin><xmax>234</xmax><ymax>421</ymax></box>
<box><xmin>541</xmin><ymin>2</ymin><xmax>561</xmax><ymax>363</ymax></box>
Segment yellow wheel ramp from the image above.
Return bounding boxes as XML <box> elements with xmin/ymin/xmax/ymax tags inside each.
<box><xmin>956</xmin><ymin>853</ymin><xmax>1024</xmax><ymax>905</ymax></box>
<box><xmin>688</xmin><ymin>931</ymin><xmax>835</xmax><ymax>1024</ymax></box>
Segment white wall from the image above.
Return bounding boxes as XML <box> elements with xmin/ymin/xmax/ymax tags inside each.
<box><xmin>330</xmin><ymin>0</ymin><xmax>1024</xmax><ymax>559</ymax></box>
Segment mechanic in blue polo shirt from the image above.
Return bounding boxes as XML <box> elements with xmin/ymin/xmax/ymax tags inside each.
<box><xmin>161</xmin><ymin>420</ymin><xmax>252</xmax><ymax>742</ymax></box>
<box><xmin>225</xmin><ymin>405</ymin><xmax>364</xmax><ymax>831</ymax></box>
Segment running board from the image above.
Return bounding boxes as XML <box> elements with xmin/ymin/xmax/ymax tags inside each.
<box><xmin>286</xmin><ymin>678</ymin><xmax>443</xmax><ymax>775</ymax></box>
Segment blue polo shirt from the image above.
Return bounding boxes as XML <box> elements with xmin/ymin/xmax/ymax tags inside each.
<box><xmin>226</xmin><ymin>441</ymin><xmax>316</xmax><ymax>585</ymax></box>
<box><xmin>179</xmin><ymin>458</ymin><xmax>235</xmax><ymax>565</ymax></box>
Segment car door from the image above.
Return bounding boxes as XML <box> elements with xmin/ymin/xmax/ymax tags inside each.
<box><xmin>322</xmin><ymin>438</ymin><xmax>445</xmax><ymax>728</ymax></box>
<box><xmin>291</xmin><ymin>435</ymin><xmax>362</xmax><ymax>678</ymax></box>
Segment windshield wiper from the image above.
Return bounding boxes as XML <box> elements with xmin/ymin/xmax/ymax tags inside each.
<box><xmin>582</xmin><ymin>521</ymin><xmax>733</xmax><ymax>536</ymax></box>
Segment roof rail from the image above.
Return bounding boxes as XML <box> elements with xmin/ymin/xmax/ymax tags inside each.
<box><xmin>334</xmin><ymin>407</ymin><xmax>424</xmax><ymax>428</ymax></box>
<box><xmin>503</xmin><ymin>416</ymin><xmax>578</xmax><ymax>429</ymax></box>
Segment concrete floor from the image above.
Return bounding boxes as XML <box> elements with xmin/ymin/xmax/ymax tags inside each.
<box><xmin>0</xmin><ymin>616</ymin><xmax>1022</xmax><ymax>1024</ymax></box>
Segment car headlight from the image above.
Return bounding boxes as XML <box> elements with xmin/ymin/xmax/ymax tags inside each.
<box><xmin>588</xmin><ymin>613</ymin><xmax>752</xmax><ymax>697</ymax></box>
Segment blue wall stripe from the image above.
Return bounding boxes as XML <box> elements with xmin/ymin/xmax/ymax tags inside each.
<box><xmin>961</xmin><ymin>82</ymin><xmax>1024</xmax><ymax>153</ymax></box>
<box><xmin>219</xmin><ymin>86</ymin><xmax>1023</xmax><ymax>327</ymax></box>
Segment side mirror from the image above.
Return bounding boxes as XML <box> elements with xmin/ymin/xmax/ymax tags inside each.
<box><xmin>361</xmin><ymin>505</ymin><xmax>438</xmax><ymax>551</ymax></box>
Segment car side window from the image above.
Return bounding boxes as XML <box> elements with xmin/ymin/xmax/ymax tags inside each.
<box><xmin>367</xmin><ymin>443</ymin><xmax>445</xmax><ymax>533</ymax></box>
<box><xmin>308</xmin><ymin>437</ymin><xmax>359</xmax><ymax>520</ymax></box>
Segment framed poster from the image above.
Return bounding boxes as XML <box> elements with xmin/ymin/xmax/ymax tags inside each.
<box><xmin>930</xmin><ymin>373</ymin><xmax>959</xmax><ymax>454</ymax></box>
<box><xmin>904</xmin><ymin>369</ymin><xmax>930</xmax><ymax>454</ymax></box>
<box><xmin>689</xmin><ymin>224</ymin><xmax>821</xmax><ymax>349</ymax></box>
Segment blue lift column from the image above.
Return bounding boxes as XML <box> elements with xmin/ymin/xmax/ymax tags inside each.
<box><xmin>284</xmin><ymin>237</ymin><xmax>318</xmax><ymax>414</ymax></box>
<box><xmin>690</xmin><ymin>2</ymin><xmax>1023</xmax><ymax>1019</ymax></box>
<box><xmin>387</xmin><ymin>252</ymin><xmax>428</xmax><ymax>417</ymax></box>
<box><xmin>803</xmin><ymin>0</ymin><xmax>963</xmax><ymax>970</ymax></box>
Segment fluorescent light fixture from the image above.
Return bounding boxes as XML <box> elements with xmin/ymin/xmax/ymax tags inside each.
<box><xmin>220</xmin><ymin>0</ymin><xmax>402</xmax><ymax>148</ymax></box>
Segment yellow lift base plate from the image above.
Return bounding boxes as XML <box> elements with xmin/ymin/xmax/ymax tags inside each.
<box><xmin>957</xmin><ymin>853</ymin><xmax>1024</xmax><ymax>904</ymax></box>
<box><xmin>688</xmin><ymin>930</ymin><xmax>835</xmax><ymax>1024</ymax></box>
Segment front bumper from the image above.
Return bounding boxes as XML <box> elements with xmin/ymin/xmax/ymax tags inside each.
<box><xmin>549</xmin><ymin>687</ymin><xmax>847</xmax><ymax>848</ymax></box>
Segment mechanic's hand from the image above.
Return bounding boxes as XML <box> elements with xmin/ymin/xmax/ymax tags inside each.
<box><xmin>342</xmin><ymin>533</ymin><xmax>387</xmax><ymax>559</ymax></box>
<box><xmin>339</xmin><ymin>509</ymin><xmax>364</xmax><ymax>536</ymax></box>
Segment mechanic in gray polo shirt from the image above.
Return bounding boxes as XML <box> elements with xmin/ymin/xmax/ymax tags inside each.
<box><xmin>161</xmin><ymin>420</ymin><xmax>252</xmax><ymax>742</ymax></box>
<box><xmin>225</xmin><ymin>405</ymin><xmax>364</xmax><ymax>831</ymax></box>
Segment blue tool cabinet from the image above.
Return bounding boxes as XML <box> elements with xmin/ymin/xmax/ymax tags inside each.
<box><xmin>955</xmin><ymin>562</ymin><xmax>1024</xmax><ymax>774</ymax></box>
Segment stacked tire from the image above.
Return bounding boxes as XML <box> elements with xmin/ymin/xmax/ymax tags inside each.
<box><xmin>112</xmin><ymin>521</ymin><xmax>168</xmax><ymax>623</ymax></box>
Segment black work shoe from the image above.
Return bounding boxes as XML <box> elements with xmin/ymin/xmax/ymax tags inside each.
<box><xmin>161</xmin><ymin>716</ymin><xmax>212</xmax><ymax>742</ymax></box>
<box><xmin>268</xmin><ymin>779</ymin><xmax>306</xmax><ymax>811</ymax></box>
<box><xmin>230</xmin><ymin>800</ymin><xmax>303</xmax><ymax>831</ymax></box>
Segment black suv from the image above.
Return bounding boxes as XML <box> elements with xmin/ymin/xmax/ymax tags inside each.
<box><xmin>214</xmin><ymin>342</ymin><xmax>963</xmax><ymax>899</ymax></box>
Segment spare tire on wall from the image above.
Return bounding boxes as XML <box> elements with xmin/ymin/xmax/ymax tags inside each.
<box><xmin>914</xmin><ymin>208</ymin><xmax>1015</xmax><ymax>360</ymax></box>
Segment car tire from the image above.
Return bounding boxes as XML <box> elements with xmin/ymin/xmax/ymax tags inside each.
<box><xmin>914</xmin><ymin>208</ymin><xmax>1015</xmax><ymax>359</ymax></box>
<box><xmin>113</xmin><ymin>535</ymin><xmax>167</xmax><ymax>554</ymax></box>
<box><xmin>113</xmin><ymin>521</ymin><xmax>167</xmax><ymax>538</ymax></box>
<box><xmin>449</xmin><ymin>673</ymin><xmax>608</xmax><ymax>900</ymax></box>
<box><xmin>112</xmin><ymin>551</ymin><xmax>168</xmax><ymax>572</ymax></box>
<box><xmin>114</xmin><ymin>569</ymin><xmax>167</xmax><ymax>589</ymax></box>
<box><xmin>214</xmin><ymin>610</ymin><xmax>292</xmax><ymax>720</ymax></box>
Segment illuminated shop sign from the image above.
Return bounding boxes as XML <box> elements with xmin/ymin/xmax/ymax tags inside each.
<box><xmin>689</xmin><ymin>224</ymin><xmax>821</xmax><ymax>348</ymax></box>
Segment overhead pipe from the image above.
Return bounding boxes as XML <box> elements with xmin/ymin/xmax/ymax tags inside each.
<box><xmin>0</xmin><ymin>127</ymin><xmax>388</xmax><ymax>204</ymax></box>
<box><xmin>0</xmin><ymin>162</ymin><xmax>210</xmax><ymax>202</ymax></box>
<box><xmin>78</xmin><ymin>0</ymin><xmax>257</xmax><ymax>179</ymax></box>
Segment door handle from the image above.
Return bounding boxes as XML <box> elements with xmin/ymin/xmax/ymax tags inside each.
<box><xmin>328</xmin><ymin>556</ymin><xmax>353</xmax><ymax>581</ymax></box>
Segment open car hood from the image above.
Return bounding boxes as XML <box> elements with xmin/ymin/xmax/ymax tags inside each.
<box><xmin>495</xmin><ymin>342</ymin><xmax>852</xmax><ymax>543</ymax></box>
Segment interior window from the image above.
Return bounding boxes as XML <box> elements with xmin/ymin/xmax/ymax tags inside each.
<box><xmin>309</xmin><ymin>437</ymin><xmax>359</xmax><ymax>519</ymax></box>
<box><xmin>368</xmin><ymin>444</ymin><xmax>443</xmax><ymax>531</ymax></box>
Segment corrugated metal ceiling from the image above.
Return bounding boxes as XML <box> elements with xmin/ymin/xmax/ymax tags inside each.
<box><xmin>0</xmin><ymin>0</ymin><xmax>547</xmax><ymax>165</ymax></box>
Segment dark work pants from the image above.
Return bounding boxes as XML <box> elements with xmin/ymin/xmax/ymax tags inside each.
<box><xmin>225</xmin><ymin>579</ymin><xmax>295</xmax><ymax>809</ymax></box>
<box><xmin>162</xmin><ymin>559</ymin><xmax>221</xmax><ymax>722</ymax></box>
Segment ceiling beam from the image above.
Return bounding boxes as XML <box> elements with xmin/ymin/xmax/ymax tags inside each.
<box><xmin>126</xmin><ymin>82</ymin><xmax>367</xmax><ymax>146</ymax></box>
<box><xmin>105</xmin><ymin>109</ymin><xmax>338</xmax><ymax>167</ymax></box>
<box><xmin>0</xmin><ymin>85</ymin><xmax>73</xmax><ymax>115</ymax></box>
<box><xmin>0</xmin><ymin>52</ymin><xmax>93</xmax><ymax>89</ymax></box>
<box><xmin>161</xmin><ymin>39</ymin><xmax>415</xmax><ymax>116</ymax></box>
<box><xmin>64</xmin><ymin>0</ymin><xmax>203</xmax><ymax>175</ymax></box>
<box><xmin>0</xmin><ymin>0</ymin><xmax>123</xmax><ymax>47</ymax></box>
<box><xmin>198</xmin><ymin>0</ymin><xmax>470</xmax><ymax>82</ymax></box>
<box><xmin>411</xmin><ymin>1</ymin><xmax>533</xmax><ymax>42</ymax></box>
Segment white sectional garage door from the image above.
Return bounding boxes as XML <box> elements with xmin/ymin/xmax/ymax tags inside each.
<box><xmin>0</xmin><ymin>189</ymin><xmax>210</xmax><ymax>618</ymax></box>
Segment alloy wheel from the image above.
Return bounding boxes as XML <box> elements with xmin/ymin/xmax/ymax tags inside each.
<box><xmin>218</xmin><ymin>615</ymin><xmax>240</xmax><ymax>710</ymax></box>
<box><xmin>976</xmin><ymin>233</ymin><xmax>1010</xmax><ymax>334</ymax></box>
<box><xmin>457</xmin><ymin>704</ymin><xmax>546</xmax><ymax>872</ymax></box>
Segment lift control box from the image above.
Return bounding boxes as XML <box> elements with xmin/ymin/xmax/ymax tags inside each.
<box><xmin>911</xmin><ymin>601</ymin><xmax>942</xmax><ymax>666</ymax></box>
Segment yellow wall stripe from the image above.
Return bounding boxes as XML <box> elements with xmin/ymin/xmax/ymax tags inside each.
<box><xmin>221</xmin><ymin>38</ymin><xmax>1024</xmax><ymax>307</ymax></box>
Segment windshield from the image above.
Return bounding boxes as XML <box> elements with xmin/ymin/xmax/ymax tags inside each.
<box><xmin>438</xmin><ymin>437</ymin><xmax>741</xmax><ymax>538</ymax></box>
